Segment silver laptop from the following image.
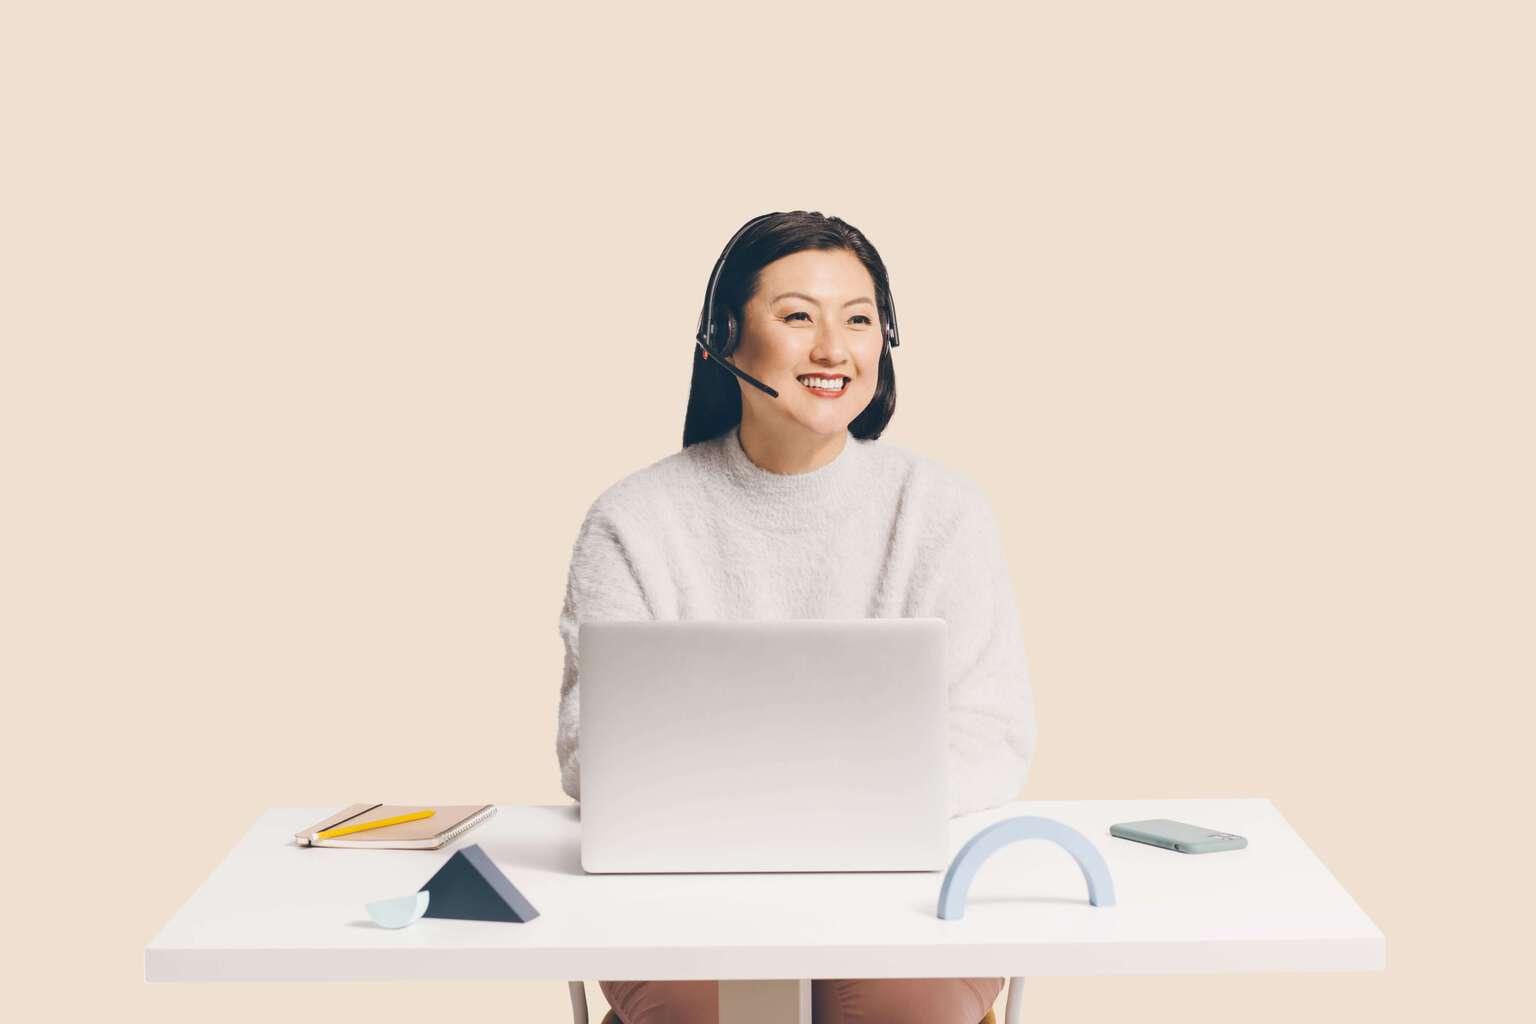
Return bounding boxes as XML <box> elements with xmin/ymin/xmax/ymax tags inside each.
<box><xmin>578</xmin><ymin>618</ymin><xmax>948</xmax><ymax>873</ymax></box>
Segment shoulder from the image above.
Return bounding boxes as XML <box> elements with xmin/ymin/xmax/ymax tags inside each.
<box><xmin>868</xmin><ymin>436</ymin><xmax>994</xmax><ymax>533</ymax></box>
<box><xmin>579</xmin><ymin>437</ymin><xmax>723</xmax><ymax>531</ymax></box>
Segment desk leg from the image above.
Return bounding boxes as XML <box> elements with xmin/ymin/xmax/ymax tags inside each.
<box><xmin>718</xmin><ymin>979</ymin><xmax>811</xmax><ymax>1024</ymax></box>
<box><xmin>1004</xmin><ymin>976</ymin><xmax>1025</xmax><ymax>1024</ymax></box>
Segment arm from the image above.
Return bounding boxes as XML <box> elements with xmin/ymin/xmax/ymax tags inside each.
<box><xmin>556</xmin><ymin>502</ymin><xmax>652</xmax><ymax>802</ymax></box>
<box><xmin>933</xmin><ymin>485</ymin><xmax>1038</xmax><ymax>817</ymax></box>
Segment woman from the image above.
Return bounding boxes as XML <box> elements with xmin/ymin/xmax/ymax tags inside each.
<box><xmin>556</xmin><ymin>211</ymin><xmax>1036</xmax><ymax>1024</ymax></box>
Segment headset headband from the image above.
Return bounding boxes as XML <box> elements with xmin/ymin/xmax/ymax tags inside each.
<box><xmin>695</xmin><ymin>213</ymin><xmax>901</xmax><ymax>359</ymax></box>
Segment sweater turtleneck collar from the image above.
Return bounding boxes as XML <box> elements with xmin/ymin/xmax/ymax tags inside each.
<box><xmin>710</xmin><ymin>423</ymin><xmax>868</xmax><ymax>534</ymax></box>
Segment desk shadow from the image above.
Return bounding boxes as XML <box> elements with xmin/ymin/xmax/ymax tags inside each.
<box><xmin>346</xmin><ymin>919</ymin><xmax>406</xmax><ymax>930</ymax></box>
<box><xmin>476</xmin><ymin>806</ymin><xmax>585</xmax><ymax>876</ymax></box>
<box><xmin>907</xmin><ymin>894</ymin><xmax>1092</xmax><ymax>915</ymax></box>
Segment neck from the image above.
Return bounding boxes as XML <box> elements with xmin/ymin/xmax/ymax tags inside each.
<box><xmin>737</xmin><ymin>413</ymin><xmax>848</xmax><ymax>474</ymax></box>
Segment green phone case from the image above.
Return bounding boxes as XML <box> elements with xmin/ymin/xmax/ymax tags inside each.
<box><xmin>1109</xmin><ymin>818</ymin><xmax>1248</xmax><ymax>854</ymax></box>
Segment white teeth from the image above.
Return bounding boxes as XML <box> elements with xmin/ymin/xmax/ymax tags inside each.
<box><xmin>798</xmin><ymin>376</ymin><xmax>845</xmax><ymax>390</ymax></box>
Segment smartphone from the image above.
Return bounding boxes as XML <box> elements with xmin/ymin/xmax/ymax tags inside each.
<box><xmin>1110</xmin><ymin>818</ymin><xmax>1247</xmax><ymax>854</ymax></box>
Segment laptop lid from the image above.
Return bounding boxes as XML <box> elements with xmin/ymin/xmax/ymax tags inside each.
<box><xmin>578</xmin><ymin>618</ymin><xmax>948</xmax><ymax>873</ymax></box>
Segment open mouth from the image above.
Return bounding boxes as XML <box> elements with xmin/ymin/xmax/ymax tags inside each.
<box><xmin>797</xmin><ymin>375</ymin><xmax>850</xmax><ymax>397</ymax></box>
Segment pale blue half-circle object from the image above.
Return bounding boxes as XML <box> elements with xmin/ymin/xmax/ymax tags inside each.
<box><xmin>937</xmin><ymin>815</ymin><xmax>1116</xmax><ymax>920</ymax></box>
<box><xmin>367</xmin><ymin>889</ymin><xmax>431</xmax><ymax>929</ymax></box>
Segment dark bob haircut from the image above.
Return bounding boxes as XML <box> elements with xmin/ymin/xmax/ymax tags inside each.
<box><xmin>682</xmin><ymin>211</ymin><xmax>898</xmax><ymax>448</ymax></box>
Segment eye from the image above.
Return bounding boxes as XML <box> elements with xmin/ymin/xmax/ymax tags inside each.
<box><xmin>781</xmin><ymin>311</ymin><xmax>875</xmax><ymax>326</ymax></box>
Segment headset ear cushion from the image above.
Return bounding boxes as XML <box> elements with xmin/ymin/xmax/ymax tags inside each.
<box><xmin>722</xmin><ymin>310</ymin><xmax>738</xmax><ymax>353</ymax></box>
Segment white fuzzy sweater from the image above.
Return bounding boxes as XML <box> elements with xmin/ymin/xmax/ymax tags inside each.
<box><xmin>556</xmin><ymin>424</ymin><xmax>1037</xmax><ymax>818</ymax></box>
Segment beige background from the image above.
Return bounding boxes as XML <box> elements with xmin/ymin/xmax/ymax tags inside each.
<box><xmin>3</xmin><ymin>1</ymin><xmax>1530</xmax><ymax>1020</ymax></box>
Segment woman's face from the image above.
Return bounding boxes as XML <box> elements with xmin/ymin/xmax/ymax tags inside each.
<box><xmin>730</xmin><ymin>248</ymin><xmax>884</xmax><ymax>439</ymax></box>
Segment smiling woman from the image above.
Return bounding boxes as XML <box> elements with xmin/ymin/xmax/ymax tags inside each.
<box><xmin>559</xmin><ymin>211</ymin><xmax>1032</xmax><ymax>1024</ymax></box>
<box><xmin>683</xmin><ymin>211</ymin><xmax>900</xmax><ymax>473</ymax></box>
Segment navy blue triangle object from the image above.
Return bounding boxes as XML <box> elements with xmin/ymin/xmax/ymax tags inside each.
<box><xmin>417</xmin><ymin>844</ymin><xmax>539</xmax><ymax>923</ymax></box>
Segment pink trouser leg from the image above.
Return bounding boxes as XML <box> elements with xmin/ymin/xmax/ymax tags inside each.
<box><xmin>812</xmin><ymin>977</ymin><xmax>1006</xmax><ymax>1024</ymax></box>
<box><xmin>599</xmin><ymin>977</ymin><xmax>1004</xmax><ymax>1024</ymax></box>
<box><xmin>600</xmin><ymin>979</ymin><xmax>720</xmax><ymax>1024</ymax></box>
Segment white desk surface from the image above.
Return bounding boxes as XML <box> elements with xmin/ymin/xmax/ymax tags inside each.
<box><xmin>145</xmin><ymin>797</ymin><xmax>1384</xmax><ymax>983</ymax></box>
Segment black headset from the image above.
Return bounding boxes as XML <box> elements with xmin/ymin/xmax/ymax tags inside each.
<box><xmin>694</xmin><ymin>213</ymin><xmax>901</xmax><ymax>399</ymax></box>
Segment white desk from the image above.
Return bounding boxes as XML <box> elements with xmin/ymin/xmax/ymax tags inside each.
<box><xmin>146</xmin><ymin>798</ymin><xmax>1384</xmax><ymax>1022</ymax></box>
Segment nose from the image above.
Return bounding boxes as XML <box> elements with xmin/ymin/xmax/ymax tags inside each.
<box><xmin>810</xmin><ymin>319</ymin><xmax>851</xmax><ymax>364</ymax></box>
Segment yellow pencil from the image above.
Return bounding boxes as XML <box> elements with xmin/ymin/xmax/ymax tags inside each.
<box><xmin>316</xmin><ymin>809</ymin><xmax>435</xmax><ymax>840</ymax></box>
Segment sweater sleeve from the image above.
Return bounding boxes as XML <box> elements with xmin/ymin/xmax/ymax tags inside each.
<box><xmin>556</xmin><ymin>500</ymin><xmax>652</xmax><ymax>802</ymax></box>
<box><xmin>934</xmin><ymin>485</ymin><xmax>1038</xmax><ymax>817</ymax></box>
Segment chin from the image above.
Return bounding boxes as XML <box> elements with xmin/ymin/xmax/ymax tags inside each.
<box><xmin>791</xmin><ymin>407</ymin><xmax>862</xmax><ymax>437</ymax></box>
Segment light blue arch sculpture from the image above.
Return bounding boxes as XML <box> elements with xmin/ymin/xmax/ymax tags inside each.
<box><xmin>937</xmin><ymin>816</ymin><xmax>1117</xmax><ymax>920</ymax></box>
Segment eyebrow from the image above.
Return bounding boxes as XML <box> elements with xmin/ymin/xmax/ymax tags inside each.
<box><xmin>771</xmin><ymin>291</ymin><xmax>875</xmax><ymax>309</ymax></box>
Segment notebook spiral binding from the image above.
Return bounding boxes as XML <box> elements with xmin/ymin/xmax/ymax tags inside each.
<box><xmin>440</xmin><ymin>805</ymin><xmax>497</xmax><ymax>845</ymax></box>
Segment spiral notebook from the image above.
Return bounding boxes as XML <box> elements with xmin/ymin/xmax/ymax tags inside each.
<box><xmin>295</xmin><ymin>803</ymin><xmax>496</xmax><ymax>849</ymax></box>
